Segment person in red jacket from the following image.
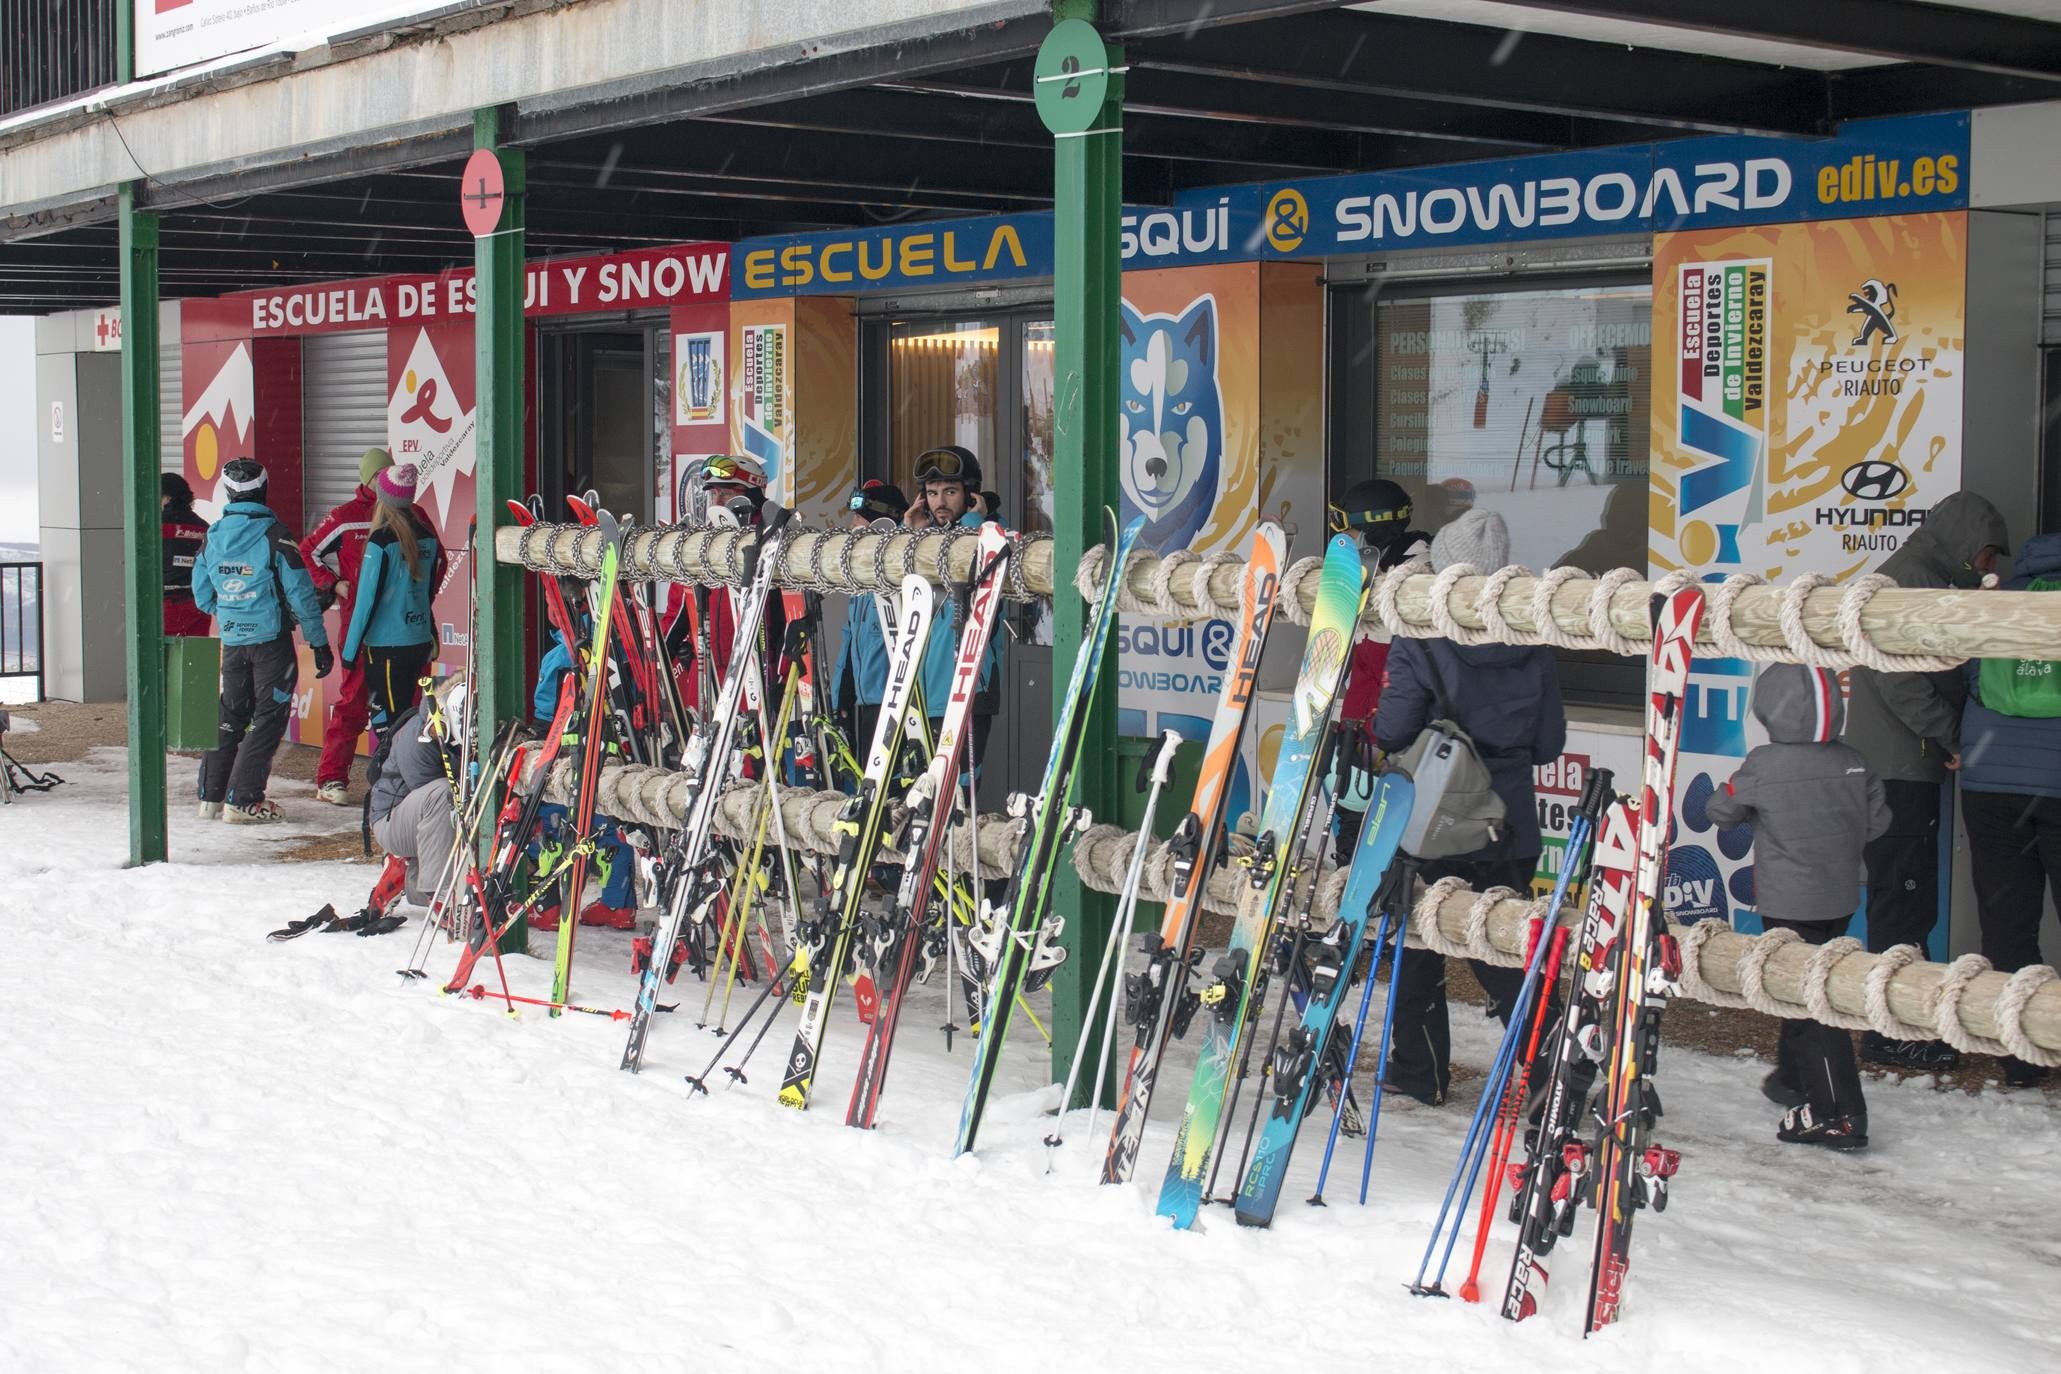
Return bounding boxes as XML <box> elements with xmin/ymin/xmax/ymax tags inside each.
<box><xmin>160</xmin><ymin>473</ymin><xmax>212</xmax><ymax>637</ymax></box>
<box><xmin>1328</xmin><ymin>478</ymin><xmax>1429</xmax><ymax>864</ymax></box>
<box><xmin>300</xmin><ymin>448</ymin><xmax>427</xmax><ymax>806</ymax></box>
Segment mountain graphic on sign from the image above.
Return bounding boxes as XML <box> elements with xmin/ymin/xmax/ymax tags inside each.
<box><xmin>182</xmin><ymin>342</ymin><xmax>254</xmax><ymax>447</ymax></box>
<box><xmin>388</xmin><ymin>328</ymin><xmax>477</xmax><ymax>526</ymax></box>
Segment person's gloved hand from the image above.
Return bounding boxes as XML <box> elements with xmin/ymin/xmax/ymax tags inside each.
<box><xmin>312</xmin><ymin>646</ymin><xmax>335</xmax><ymax>680</ymax></box>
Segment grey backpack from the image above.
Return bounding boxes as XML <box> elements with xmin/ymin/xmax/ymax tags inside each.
<box><xmin>1392</xmin><ymin>648</ymin><xmax>1506</xmax><ymax>860</ymax></box>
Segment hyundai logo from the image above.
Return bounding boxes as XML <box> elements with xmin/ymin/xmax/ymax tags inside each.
<box><xmin>1840</xmin><ymin>459</ymin><xmax>1909</xmax><ymax>501</ymax></box>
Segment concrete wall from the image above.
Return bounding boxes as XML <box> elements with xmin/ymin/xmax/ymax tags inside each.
<box><xmin>34</xmin><ymin>302</ymin><xmax>181</xmax><ymax>703</ymax></box>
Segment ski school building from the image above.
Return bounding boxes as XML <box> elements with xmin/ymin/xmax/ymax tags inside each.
<box><xmin>11</xmin><ymin>2</ymin><xmax>2061</xmax><ymax>963</ymax></box>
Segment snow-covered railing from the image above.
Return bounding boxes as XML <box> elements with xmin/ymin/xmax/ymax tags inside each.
<box><xmin>547</xmin><ymin>759</ymin><xmax>2061</xmax><ymax>1064</ymax></box>
<box><xmin>497</xmin><ymin>521</ymin><xmax>2061</xmax><ymax>663</ymax></box>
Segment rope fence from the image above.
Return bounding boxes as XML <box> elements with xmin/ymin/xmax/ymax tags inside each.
<box><xmin>544</xmin><ymin>760</ymin><xmax>2061</xmax><ymax>1065</ymax></box>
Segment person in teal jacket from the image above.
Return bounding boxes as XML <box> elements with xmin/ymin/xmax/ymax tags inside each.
<box><xmin>830</xmin><ymin>480</ymin><xmax>905</xmax><ymax>768</ymax></box>
<box><xmin>904</xmin><ymin>448</ymin><xmax>1004</xmax><ymax>772</ymax></box>
<box><xmin>190</xmin><ymin>458</ymin><xmax>331</xmax><ymax>823</ymax></box>
<box><xmin>341</xmin><ymin>464</ymin><xmax>446</xmax><ymax>752</ymax></box>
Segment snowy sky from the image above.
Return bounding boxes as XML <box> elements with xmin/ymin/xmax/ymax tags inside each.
<box><xmin>0</xmin><ymin>316</ymin><xmax>36</xmax><ymax>546</ymax></box>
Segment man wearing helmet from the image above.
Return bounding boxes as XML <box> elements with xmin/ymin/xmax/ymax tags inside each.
<box><xmin>663</xmin><ymin>453</ymin><xmax>786</xmax><ymax>711</ymax></box>
<box><xmin>1328</xmin><ymin>478</ymin><xmax>1429</xmax><ymax>859</ymax></box>
<box><xmin>904</xmin><ymin>445</ymin><xmax>989</xmax><ymax>531</ymax></box>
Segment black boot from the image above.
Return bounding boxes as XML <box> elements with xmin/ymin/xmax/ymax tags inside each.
<box><xmin>1860</xmin><ymin>1032</ymin><xmax>1960</xmax><ymax>1072</ymax></box>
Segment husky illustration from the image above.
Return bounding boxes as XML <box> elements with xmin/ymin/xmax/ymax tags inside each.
<box><xmin>1119</xmin><ymin>295</ymin><xmax>1223</xmax><ymax>552</ymax></box>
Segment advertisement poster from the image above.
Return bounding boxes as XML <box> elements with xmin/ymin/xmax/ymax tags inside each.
<box><xmin>675</xmin><ymin>330</ymin><xmax>725</xmax><ymax>427</ymax></box>
<box><xmin>1528</xmin><ymin>734</ymin><xmax>1643</xmax><ymax>897</ymax></box>
<box><xmin>387</xmin><ymin>322</ymin><xmax>477</xmax><ymax>685</ymax></box>
<box><xmin>731</xmin><ymin>318</ymin><xmax>792</xmax><ymax>507</ymax></box>
<box><xmin>136</xmin><ymin>1</ymin><xmax>439</xmax><ymax>79</ymax></box>
<box><xmin>1650</xmin><ymin>211</ymin><xmax>1966</xmax><ymax>929</ymax></box>
<box><xmin>1115</xmin><ymin>264</ymin><xmax>1264</xmax><ymax>813</ymax></box>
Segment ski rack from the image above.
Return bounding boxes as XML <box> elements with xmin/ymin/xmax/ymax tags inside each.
<box><xmin>496</xmin><ymin>521</ymin><xmax>2061</xmax><ymax>666</ymax></box>
<box><xmin>532</xmin><ymin>758</ymin><xmax>2061</xmax><ymax>1064</ymax></box>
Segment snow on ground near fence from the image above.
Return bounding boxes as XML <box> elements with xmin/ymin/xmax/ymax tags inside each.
<box><xmin>4</xmin><ymin>748</ymin><xmax>2059</xmax><ymax>1372</ymax></box>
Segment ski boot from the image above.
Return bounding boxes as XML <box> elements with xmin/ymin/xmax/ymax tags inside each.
<box><xmin>322</xmin><ymin>854</ymin><xmax>411</xmax><ymax>936</ymax></box>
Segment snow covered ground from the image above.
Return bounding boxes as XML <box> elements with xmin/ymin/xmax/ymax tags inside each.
<box><xmin>5</xmin><ymin>747</ymin><xmax>2059</xmax><ymax>1372</ymax></box>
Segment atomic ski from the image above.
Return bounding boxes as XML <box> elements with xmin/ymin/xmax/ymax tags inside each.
<box><xmin>953</xmin><ymin>515</ymin><xmax>1145</xmax><ymax>1156</ymax></box>
<box><xmin>1584</xmin><ymin>587</ymin><xmax>1705</xmax><ymax>1333</ymax></box>
<box><xmin>776</xmin><ymin>574</ymin><xmax>934</xmax><ymax>1110</ymax></box>
<box><xmin>1234</xmin><ymin>768</ymin><xmax>1414</xmax><ymax>1227</ymax></box>
<box><xmin>847</xmin><ymin>524</ymin><xmax>1012</xmax><ymax>1127</ymax></box>
<box><xmin>620</xmin><ymin>506</ymin><xmax>796</xmax><ymax>1071</ymax></box>
<box><xmin>1102</xmin><ymin>522</ymin><xmax>1286</xmax><ymax>1185</ymax></box>
<box><xmin>1155</xmin><ymin>532</ymin><xmax>1366</xmax><ymax>1227</ymax></box>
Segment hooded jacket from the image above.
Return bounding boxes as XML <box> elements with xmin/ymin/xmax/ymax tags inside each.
<box><xmin>1374</xmin><ymin>637</ymin><xmax>1566</xmax><ymax>861</ymax></box>
<box><xmin>1841</xmin><ymin>491</ymin><xmax>2009</xmax><ymax>782</ymax></box>
<box><xmin>1958</xmin><ymin>531</ymin><xmax>2061</xmax><ymax>801</ymax></box>
<box><xmin>368</xmin><ymin>701</ymin><xmax>450</xmax><ymax>830</ymax></box>
<box><xmin>1707</xmin><ymin>664</ymin><xmax>1890</xmax><ymax>922</ymax></box>
<box><xmin>190</xmin><ymin>500</ymin><xmax>329</xmax><ymax>649</ymax></box>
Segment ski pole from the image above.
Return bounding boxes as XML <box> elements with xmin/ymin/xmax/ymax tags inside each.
<box><xmin>1459</xmin><ymin>923</ymin><xmax>1569</xmax><ymax>1302</ymax></box>
<box><xmin>1410</xmin><ymin>811</ymin><xmax>1597</xmax><ymax>1296</ymax></box>
<box><xmin>1048</xmin><ymin>730</ymin><xmax>1181</xmax><ymax>1161</ymax></box>
<box><xmin>1308</xmin><ymin>910</ymin><xmax>1389</xmax><ymax>1205</ymax></box>
<box><xmin>685</xmin><ymin>963</ymin><xmax>790</xmax><ymax>1094</ymax></box>
<box><xmin>458</xmin><ymin>984</ymin><xmax>640</xmax><ymax>1021</ymax></box>
<box><xmin>1359</xmin><ymin>856</ymin><xmax>1421</xmax><ymax>1205</ymax></box>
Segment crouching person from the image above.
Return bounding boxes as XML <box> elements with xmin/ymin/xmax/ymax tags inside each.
<box><xmin>1707</xmin><ymin>664</ymin><xmax>1890</xmax><ymax>1150</ymax></box>
<box><xmin>369</xmin><ymin>675</ymin><xmax>468</xmax><ymax>909</ymax></box>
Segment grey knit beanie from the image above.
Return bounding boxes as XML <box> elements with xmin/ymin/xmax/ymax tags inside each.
<box><xmin>1428</xmin><ymin>508</ymin><xmax>1509</xmax><ymax>572</ymax></box>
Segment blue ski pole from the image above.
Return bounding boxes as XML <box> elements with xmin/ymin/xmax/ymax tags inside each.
<box><xmin>1409</xmin><ymin>811</ymin><xmax>1598</xmax><ymax>1295</ymax></box>
<box><xmin>1358</xmin><ymin>858</ymin><xmax>1420</xmax><ymax>1205</ymax></box>
<box><xmin>1308</xmin><ymin>908</ymin><xmax>1391</xmax><ymax>1205</ymax></box>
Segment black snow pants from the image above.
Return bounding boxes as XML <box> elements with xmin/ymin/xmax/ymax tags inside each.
<box><xmin>200</xmin><ymin>637</ymin><xmax>300</xmax><ymax>806</ymax></box>
<box><xmin>1764</xmin><ymin>914</ymin><xmax>1867</xmax><ymax>1123</ymax></box>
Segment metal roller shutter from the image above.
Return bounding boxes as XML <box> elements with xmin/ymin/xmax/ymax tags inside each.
<box><xmin>2045</xmin><ymin>209</ymin><xmax>2061</xmax><ymax>345</ymax></box>
<box><xmin>159</xmin><ymin>312</ymin><xmax>182</xmax><ymax>474</ymax></box>
<box><xmin>301</xmin><ymin>330</ymin><xmax>390</xmax><ymax>525</ymax></box>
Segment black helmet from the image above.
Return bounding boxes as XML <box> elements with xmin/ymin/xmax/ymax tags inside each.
<box><xmin>160</xmin><ymin>472</ymin><xmax>194</xmax><ymax>508</ymax></box>
<box><xmin>221</xmin><ymin>458</ymin><xmax>268</xmax><ymax>502</ymax></box>
<box><xmin>1329</xmin><ymin>478</ymin><xmax>1413</xmax><ymax>534</ymax></box>
<box><xmin>847</xmin><ymin>479</ymin><xmax>908</xmax><ymax>524</ymax></box>
<box><xmin>914</xmin><ymin>445</ymin><xmax>981</xmax><ymax>490</ymax></box>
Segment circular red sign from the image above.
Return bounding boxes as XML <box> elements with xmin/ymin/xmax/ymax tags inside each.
<box><xmin>459</xmin><ymin>149</ymin><xmax>506</xmax><ymax>237</ymax></box>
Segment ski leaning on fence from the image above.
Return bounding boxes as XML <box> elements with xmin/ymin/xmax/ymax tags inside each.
<box><xmin>1101</xmin><ymin>522</ymin><xmax>1286</xmax><ymax>1185</ymax></box>
<box><xmin>953</xmin><ymin>514</ymin><xmax>1145</xmax><ymax>1157</ymax></box>
<box><xmin>1233</xmin><ymin>768</ymin><xmax>1414</xmax><ymax>1227</ymax></box>
<box><xmin>776</xmin><ymin>574</ymin><xmax>934</xmax><ymax>1111</ymax></box>
<box><xmin>620</xmin><ymin>505</ymin><xmax>795</xmax><ymax>1072</ymax></box>
<box><xmin>1156</xmin><ymin>532</ymin><xmax>1368</xmax><ymax>1227</ymax></box>
<box><xmin>1584</xmin><ymin>586</ymin><xmax>1705</xmax><ymax>1334</ymax></box>
<box><xmin>847</xmin><ymin>524</ymin><xmax>1012</xmax><ymax>1128</ymax></box>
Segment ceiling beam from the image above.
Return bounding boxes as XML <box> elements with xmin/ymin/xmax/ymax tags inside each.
<box><xmin>1125</xmin><ymin>9</ymin><xmax>1831</xmax><ymax>137</ymax></box>
<box><xmin>1829</xmin><ymin>61</ymin><xmax>2061</xmax><ymax>122</ymax></box>
<box><xmin>1497</xmin><ymin>0</ymin><xmax>2061</xmax><ymax>83</ymax></box>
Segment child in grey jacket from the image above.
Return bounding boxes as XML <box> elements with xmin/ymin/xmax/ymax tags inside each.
<box><xmin>1707</xmin><ymin>664</ymin><xmax>1891</xmax><ymax>1150</ymax></box>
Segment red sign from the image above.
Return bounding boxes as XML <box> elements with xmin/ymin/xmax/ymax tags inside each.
<box><xmin>460</xmin><ymin>149</ymin><xmax>506</xmax><ymax>238</ymax></box>
<box><xmin>187</xmin><ymin>242</ymin><xmax>731</xmax><ymax>339</ymax></box>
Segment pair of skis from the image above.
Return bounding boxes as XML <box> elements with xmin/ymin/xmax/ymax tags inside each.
<box><xmin>1500</xmin><ymin>586</ymin><xmax>1705</xmax><ymax>1332</ymax></box>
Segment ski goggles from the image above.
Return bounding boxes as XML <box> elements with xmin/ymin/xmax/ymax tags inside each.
<box><xmin>701</xmin><ymin>455</ymin><xmax>764</xmax><ymax>487</ymax></box>
<box><xmin>847</xmin><ymin>485</ymin><xmax>903</xmax><ymax>521</ymax></box>
<box><xmin>1328</xmin><ymin>500</ymin><xmax>1411</xmax><ymax>534</ymax></box>
<box><xmin>913</xmin><ymin>447</ymin><xmax>973</xmax><ymax>483</ymax></box>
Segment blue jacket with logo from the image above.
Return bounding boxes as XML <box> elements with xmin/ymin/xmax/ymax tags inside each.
<box><xmin>341</xmin><ymin>513</ymin><xmax>444</xmax><ymax>662</ymax></box>
<box><xmin>919</xmin><ymin>590</ymin><xmax>1003</xmax><ymax>717</ymax></box>
<box><xmin>831</xmin><ymin>593</ymin><xmax>890</xmax><ymax>712</ymax></box>
<box><xmin>1959</xmin><ymin>532</ymin><xmax>2061</xmax><ymax>801</ymax></box>
<box><xmin>191</xmin><ymin>500</ymin><xmax>329</xmax><ymax>649</ymax></box>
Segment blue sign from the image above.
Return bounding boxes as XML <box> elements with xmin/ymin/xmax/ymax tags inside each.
<box><xmin>732</xmin><ymin>113</ymin><xmax>1970</xmax><ymax>297</ymax></box>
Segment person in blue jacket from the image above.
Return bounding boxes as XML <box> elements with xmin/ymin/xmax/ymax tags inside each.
<box><xmin>830</xmin><ymin>480</ymin><xmax>905</xmax><ymax>770</ymax></box>
<box><xmin>1958</xmin><ymin>530</ymin><xmax>2061</xmax><ymax>1089</ymax></box>
<box><xmin>341</xmin><ymin>463</ymin><xmax>446</xmax><ymax>753</ymax></box>
<box><xmin>190</xmin><ymin>458</ymin><xmax>332</xmax><ymax>823</ymax></box>
<box><xmin>903</xmin><ymin>448</ymin><xmax>1004</xmax><ymax>771</ymax></box>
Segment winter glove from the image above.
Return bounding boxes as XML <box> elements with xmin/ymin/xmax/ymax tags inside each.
<box><xmin>312</xmin><ymin>646</ymin><xmax>335</xmax><ymax>680</ymax></box>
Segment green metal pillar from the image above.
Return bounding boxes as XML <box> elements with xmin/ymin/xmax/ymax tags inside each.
<box><xmin>1044</xmin><ymin>2</ymin><xmax>1125</xmax><ymax>1101</ymax></box>
<box><xmin>120</xmin><ymin>184</ymin><xmax>167</xmax><ymax>867</ymax></box>
<box><xmin>473</xmin><ymin>108</ymin><xmax>527</xmax><ymax>947</ymax></box>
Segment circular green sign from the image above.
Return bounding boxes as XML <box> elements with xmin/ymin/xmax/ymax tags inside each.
<box><xmin>1034</xmin><ymin>18</ymin><xmax>1110</xmax><ymax>135</ymax></box>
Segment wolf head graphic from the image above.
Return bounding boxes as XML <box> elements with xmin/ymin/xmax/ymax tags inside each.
<box><xmin>1119</xmin><ymin>295</ymin><xmax>1223</xmax><ymax>552</ymax></box>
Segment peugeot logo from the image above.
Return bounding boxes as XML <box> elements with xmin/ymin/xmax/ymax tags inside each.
<box><xmin>1840</xmin><ymin>459</ymin><xmax>1910</xmax><ymax>501</ymax></box>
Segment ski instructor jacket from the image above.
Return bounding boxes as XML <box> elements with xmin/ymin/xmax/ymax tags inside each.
<box><xmin>191</xmin><ymin>500</ymin><xmax>330</xmax><ymax>650</ymax></box>
<box><xmin>1707</xmin><ymin>664</ymin><xmax>1890</xmax><ymax>923</ymax></box>
<box><xmin>300</xmin><ymin>486</ymin><xmax>376</xmax><ymax>611</ymax></box>
<box><xmin>1841</xmin><ymin>491</ymin><xmax>2009</xmax><ymax>783</ymax></box>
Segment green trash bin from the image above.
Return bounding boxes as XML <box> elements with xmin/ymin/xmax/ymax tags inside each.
<box><xmin>164</xmin><ymin>636</ymin><xmax>221</xmax><ymax>752</ymax></box>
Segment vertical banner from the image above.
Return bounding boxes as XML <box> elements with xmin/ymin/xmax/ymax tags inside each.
<box><xmin>730</xmin><ymin>305</ymin><xmax>794</xmax><ymax>507</ymax></box>
<box><xmin>669</xmin><ymin>301</ymin><xmax>731</xmax><ymax>520</ymax></box>
<box><xmin>1650</xmin><ymin>211</ymin><xmax>1966</xmax><ymax>929</ymax></box>
<box><xmin>388</xmin><ymin>321</ymin><xmax>479</xmax><ymax>688</ymax></box>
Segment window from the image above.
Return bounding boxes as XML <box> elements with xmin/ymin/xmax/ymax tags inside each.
<box><xmin>1331</xmin><ymin>276</ymin><xmax>1652</xmax><ymax>704</ymax></box>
